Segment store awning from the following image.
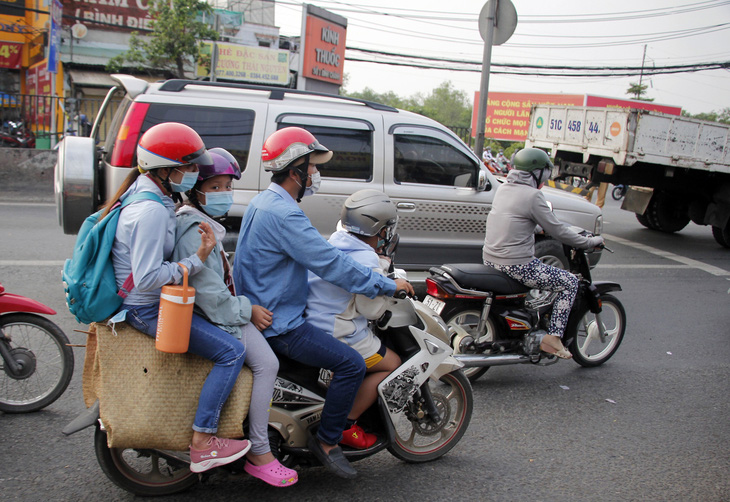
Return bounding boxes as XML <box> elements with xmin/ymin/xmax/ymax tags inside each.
<box><xmin>67</xmin><ymin>70</ymin><xmax>117</xmax><ymax>88</ymax></box>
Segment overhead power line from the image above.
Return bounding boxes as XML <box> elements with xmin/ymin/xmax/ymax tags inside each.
<box><xmin>344</xmin><ymin>45</ymin><xmax>729</xmax><ymax>77</ymax></box>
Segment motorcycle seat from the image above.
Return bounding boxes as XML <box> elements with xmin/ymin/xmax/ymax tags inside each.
<box><xmin>434</xmin><ymin>263</ymin><xmax>531</xmax><ymax>295</ymax></box>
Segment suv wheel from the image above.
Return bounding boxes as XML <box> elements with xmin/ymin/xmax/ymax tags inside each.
<box><xmin>534</xmin><ymin>238</ymin><xmax>569</xmax><ymax>269</ymax></box>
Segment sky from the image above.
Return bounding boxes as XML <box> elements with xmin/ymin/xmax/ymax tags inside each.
<box><xmin>272</xmin><ymin>0</ymin><xmax>730</xmax><ymax>115</ymax></box>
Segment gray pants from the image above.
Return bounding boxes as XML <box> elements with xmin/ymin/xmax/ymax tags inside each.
<box><xmin>240</xmin><ymin>323</ymin><xmax>279</xmax><ymax>455</ymax></box>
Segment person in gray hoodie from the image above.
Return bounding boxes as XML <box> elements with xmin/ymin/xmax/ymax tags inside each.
<box><xmin>482</xmin><ymin>148</ymin><xmax>604</xmax><ymax>359</ymax></box>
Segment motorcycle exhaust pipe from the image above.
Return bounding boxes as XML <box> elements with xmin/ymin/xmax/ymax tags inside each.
<box><xmin>454</xmin><ymin>354</ymin><xmax>530</xmax><ymax>367</ymax></box>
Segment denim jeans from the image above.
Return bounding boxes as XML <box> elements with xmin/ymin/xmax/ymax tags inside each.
<box><xmin>267</xmin><ymin>321</ymin><xmax>366</xmax><ymax>446</ymax></box>
<box><xmin>123</xmin><ymin>303</ymin><xmax>246</xmax><ymax>434</ymax></box>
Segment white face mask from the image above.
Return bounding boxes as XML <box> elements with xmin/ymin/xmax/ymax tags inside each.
<box><xmin>303</xmin><ymin>172</ymin><xmax>321</xmax><ymax>197</ymax></box>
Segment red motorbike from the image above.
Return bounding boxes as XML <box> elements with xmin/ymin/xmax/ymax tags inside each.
<box><xmin>0</xmin><ymin>282</ymin><xmax>74</xmax><ymax>413</ymax></box>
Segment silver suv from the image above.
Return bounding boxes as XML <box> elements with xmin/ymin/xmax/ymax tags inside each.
<box><xmin>55</xmin><ymin>74</ymin><xmax>603</xmax><ymax>269</ymax></box>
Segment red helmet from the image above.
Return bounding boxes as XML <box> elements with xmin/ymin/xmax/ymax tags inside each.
<box><xmin>261</xmin><ymin>127</ymin><xmax>332</xmax><ymax>172</ymax></box>
<box><xmin>137</xmin><ymin>122</ymin><xmax>212</xmax><ymax>170</ymax></box>
<box><xmin>198</xmin><ymin>149</ymin><xmax>241</xmax><ymax>181</ymax></box>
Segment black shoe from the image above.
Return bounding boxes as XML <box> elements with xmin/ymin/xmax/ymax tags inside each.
<box><xmin>307</xmin><ymin>435</ymin><xmax>357</xmax><ymax>479</ymax></box>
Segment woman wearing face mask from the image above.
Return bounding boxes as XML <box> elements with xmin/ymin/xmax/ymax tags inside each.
<box><xmin>107</xmin><ymin>123</ymin><xmax>253</xmax><ymax>475</ymax></box>
<box><xmin>482</xmin><ymin>148</ymin><xmax>604</xmax><ymax>359</ymax></box>
<box><xmin>173</xmin><ymin>148</ymin><xmax>298</xmax><ymax>487</ymax></box>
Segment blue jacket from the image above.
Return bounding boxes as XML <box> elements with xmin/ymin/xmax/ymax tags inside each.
<box><xmin>112</xmin><ymin>175</ymin><xmax>202</xmax><ymax>305</ymax></box>
<box><xmin>232</xmin><ymin>183</ymin><xmax>396</xmax><ymax>338</ymax></box>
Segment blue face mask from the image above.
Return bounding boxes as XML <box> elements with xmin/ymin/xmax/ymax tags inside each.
<box><xmin>199</xmin><ymin>190</ymin><xmax>233</xmax><ymax>217</ymax></box>
<box><xmin>170</xmin><ymin>169</ymin><xmax>198</xmax><ymax>193</ymax></box>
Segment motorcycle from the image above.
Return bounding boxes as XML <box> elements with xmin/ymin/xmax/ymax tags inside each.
<box><xmin>612</xmin><ymin>184</ymin><xmax>627</xmax><ymax>201</ymax></box>
<box><xmin>0</xmin><ymin>120</ymin><xmax>36</xmax><ymax>148</ymax></box>
<box><xmin>0</xmin><ymin>282</ymin><xmax>74</xmax><ymax>412</ymax></box>
<box><xmin>423</xmin><ymin>241</ymin><xmax>626</xmax><ymax>382</ymax></box>
<box><xmin>63</xmin><ymin>292</ymin><xmax>473</xmax><ymax>496</ymax></box>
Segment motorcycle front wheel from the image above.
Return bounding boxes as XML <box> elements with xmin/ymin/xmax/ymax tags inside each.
<box><xmin>442</xmin><ymin>302</ymin><xmax>494</xmax><ymax>382</ymax></box>
<box><xmin>94</xmin><ymin>427</ymin><xmax>198</xmax><ymax>496</ymax></box>
<box><xmin>567</xmin><ymin>294</ymin><xmax>626</xmax><ymax>367</ymax></box>
<box><xmin>388</xmin><ymin>370</ymin><xmax>473</xmax><ymax>463</ymax></box>
<box><xmin>0</xmin><ymin>313</ymin><xmax>74</xmax><ymax>413</ymax></box>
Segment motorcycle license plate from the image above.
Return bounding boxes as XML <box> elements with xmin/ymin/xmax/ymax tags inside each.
<box><xmin>422</xmin><ymin>295</ymin><xmax>445</xmax><ymax>315</ymax></box>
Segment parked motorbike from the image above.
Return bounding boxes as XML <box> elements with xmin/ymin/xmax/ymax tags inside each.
<box><xmin>0</xmin><ymin>120</ymin><xmax>36</xmax><ymax>148</ymax></box>
<box><xmin>0</xmin><ymin>282</ymin><xmax>74</xmax><ymax>412</ymax></box>
<box><xmin>63</xmin><ymin>292</ymin><xmax>473</xmax><ymax>496</ymax></box>
<box><xmin>424</xmin><ymin>241</ymin><xmax>625</xmax><ymax>382</ymax></box>
<box><xmin>612</xmin><ymin>184</ymin><xmax>627</xmax><ymax>201</ymax></box>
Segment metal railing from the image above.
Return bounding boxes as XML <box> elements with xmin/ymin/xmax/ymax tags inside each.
<box><xmin>0</xmin><ymin>93</ymin><xmax>118</xmax><ymax>148</ymax></box>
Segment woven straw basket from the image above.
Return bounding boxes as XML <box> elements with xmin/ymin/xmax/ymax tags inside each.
<box><xmin>83</xmin><ymin>322</ymin><xmax>253</xmax><ymax>451</ymax></box>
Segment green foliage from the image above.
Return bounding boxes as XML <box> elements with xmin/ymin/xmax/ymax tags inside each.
<box><xmin>106</xmin><ymin>0</ymin><xmax>218</xmax><ymax>78</ymax></box>
<box><xmin>681</xmin><ymin>108</ymin><xmax>730</xmax><ymax>125</ymax></box>
<box><xmin>626</xmin><ymin>82</ymin><xmax>654</xmax><ymax>102</ymax></box>
<box><xmin>345</xmin><ymin>81</ymin><xmax>471</xmax><ymax>128</ymax></box>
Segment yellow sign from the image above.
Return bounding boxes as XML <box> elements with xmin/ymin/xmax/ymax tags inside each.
<box><xmin>198</xmin><ymin>41</ymin><xmax>289</xmax><ymax>85</ymax></box>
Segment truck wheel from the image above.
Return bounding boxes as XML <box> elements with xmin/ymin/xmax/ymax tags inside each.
<box><xmin>635</xmin><ymin>212</ymin><xmax>656</xmax><ymax>229</ymax></box>
<box><xmin>712</xmin><ymin>224</ymin><xmax>730</xmax><ymax>248</ymax></box>
<box><xmin>647</xmin><ymin>196</ymin><xmax>690</xmax><ymax>233</ymax></box>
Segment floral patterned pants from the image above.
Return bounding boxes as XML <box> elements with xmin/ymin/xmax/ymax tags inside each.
<box><xmin>485</xmin><ymin>258</ymin><xmax>579</xmax><ymax>338</ymax></box>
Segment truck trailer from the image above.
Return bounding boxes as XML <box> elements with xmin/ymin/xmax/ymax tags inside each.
<box><xmin>525</xmin><ymin>105</ymin><xmax>730</xmax><ymax>247</ymax></box>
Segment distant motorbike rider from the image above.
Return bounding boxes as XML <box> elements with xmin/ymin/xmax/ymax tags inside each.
<box><xmin>482</xmin><ymin>148</ymin><xmax>604</xmax><ymax>358</ymax></box>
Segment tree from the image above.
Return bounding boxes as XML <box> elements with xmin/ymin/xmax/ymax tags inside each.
<box><xmin>420</xmin><ymin>81</ymin><xmax>472</xmax><ymax>128</ymax></box>
<box><xmin>626</xmin><ymin>82</ymin><xmax>654</xmax><ymax>102</ymax></box>
<box><xmin>106</xmin><ymin>0</ymin><xmax>218</xmax><ymax>78</ymax></box>
<box><xmin>681</xmin><ymin>107</ymin><xmax>730</xmax><ymax>125</ymax></box>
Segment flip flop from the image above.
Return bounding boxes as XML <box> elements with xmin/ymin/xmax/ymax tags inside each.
<box><xmin>540</xmin><ymin>336</ymin><xmax>573</xmax><ymax>359</ymax></box>
<box><xmin>244</xmin><ymin>459</ymin><xmax>298</xmax><ymax>488</ymax></box>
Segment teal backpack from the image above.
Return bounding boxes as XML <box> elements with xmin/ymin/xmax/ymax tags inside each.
<box><xmin>62</xmin><ymin>192</ymin><xmax>163</xmax><ymax>325</ymax></box>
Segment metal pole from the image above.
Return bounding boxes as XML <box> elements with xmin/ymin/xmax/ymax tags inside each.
<box><xmin>474</xmin><ymin>0</ymin><xmax>497</xmax><ymax>160</ymax></box>
<box><xmin>211</xmin><ymin>14</ymin><xmax>220</xmax><ymax>82</ymax></box>
<box><xmin>638</xmin><ymin>44</ymin><xmax>647</xmax><ymax>98</ymax></box>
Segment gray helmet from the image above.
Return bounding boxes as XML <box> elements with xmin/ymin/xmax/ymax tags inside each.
<box><xmin>341</xmin><ymin>189</ymin><xmax>397</xmax><ymax>239</ymax></box>
<box><xmin>512</xmin><ymin>148</ymin><xmax>554</xmax><ymax>172</ymax></box>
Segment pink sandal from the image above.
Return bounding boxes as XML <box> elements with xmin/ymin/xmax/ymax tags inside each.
<box><xmin>244</xmin><ymin>459</ymin><xmax>298</xmax><ymax>487</ymax></box>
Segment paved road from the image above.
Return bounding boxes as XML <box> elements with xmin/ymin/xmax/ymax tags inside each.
<box><xmin>0</xmin><ymin>197</ymin><xmax>728</xmax><ymax>501</ymax></box>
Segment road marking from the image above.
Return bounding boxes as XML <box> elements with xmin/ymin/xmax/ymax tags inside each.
<box><xmin>604</xmin><ymin>233</ymin><xmax>730</xmax><ymax>277</ymax></box>
<box><xmin>0</xmin><ymin>260</ymin><xmax>65</xmax><ymax>267</ymax></box>
<box><xmin>0</xmin><ymin>201</ymin><xmax>55</xmax><ymax>207</ymax></box>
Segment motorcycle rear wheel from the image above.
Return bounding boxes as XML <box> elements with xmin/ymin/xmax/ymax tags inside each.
<box><xmin>567</xmin><ymin>294</ymin><xmax>626</xmax><ymax>367</ymax></box>
<box><xmin>94</xmin><ymin>427</ymin><xmax>198</xmax><ymax>496</ymax></box>
<box><xmin>388</xmin><ymin>370</ymin><xmax>473</xmax><ymax>463</ymax></box>
<box><xmin>442</xmin><ymin>302</ymin><xmax>494</xmax><ymax>382</ymax></box>
<box><xmin>0</xmin><ymin>313</ymin><xmax>74</xmax><ymax>413</ymax></box>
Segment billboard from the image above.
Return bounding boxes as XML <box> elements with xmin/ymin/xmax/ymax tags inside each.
<box><xmin>472</xmin><ymin>91</ymin><xmax>584</xmax><ymax>141</ymax></box>
<box><xmin>63</xmin><ymin>0</ymin><xmax>153</xmax><ymax>32</ymax></box>
<box><xmin>301</xmin><ymin>11</ymin><xmax>346</xmax><ymax>85</ymax></box>
<box><xmin>198</xmin><ymin>41</ymin><xmax>289</xmax><ymax>85</ymax></box>
<box><xmin>473</xmin><ymin>91</ymin><xmax>683</xmax><ymax>141</ymax></box>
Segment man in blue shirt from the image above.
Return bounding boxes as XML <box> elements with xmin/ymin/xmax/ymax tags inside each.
<box><xmin>233</xmin><ymin>127</ymin><xmax>413</xmax><ymax>479</ymax></box>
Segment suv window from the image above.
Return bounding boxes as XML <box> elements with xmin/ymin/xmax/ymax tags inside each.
<box><xmin>394</xmin><ymin>134</ymin><xmax>477</xmax><ymax>187</ymax></box>
<box><xmin>140</xmin><ymin>104</ymin><xmax>256</xmax><ymax>169</ymax></box>
<box><xmin>277</xmin><ymin>121</ymin><xmax>373</xmax><ymax>181</ymax></box>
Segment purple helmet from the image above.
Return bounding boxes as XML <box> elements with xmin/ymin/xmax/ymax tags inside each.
<box><xmin>197</xmin><ymin>148</ymin><xmax>241</xmax><ymax>181</ymax></box>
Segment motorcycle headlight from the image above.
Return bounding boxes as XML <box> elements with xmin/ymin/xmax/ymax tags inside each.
<box><xmin>594</xmin><ymin>214</ymin><xmax>603</xmax><ymax>235</ymax></box>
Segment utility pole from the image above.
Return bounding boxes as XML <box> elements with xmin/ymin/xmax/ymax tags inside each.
<box><xmin>637</xmin><ymin>44</ymin><xmax>647</xmax><ymax>99</ymax></box>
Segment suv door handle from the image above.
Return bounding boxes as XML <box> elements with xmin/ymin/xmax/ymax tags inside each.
<box><xmin>397</xmin><ymin>202</ymin><xmax>416</xmax><ymax>211</ymax></box>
